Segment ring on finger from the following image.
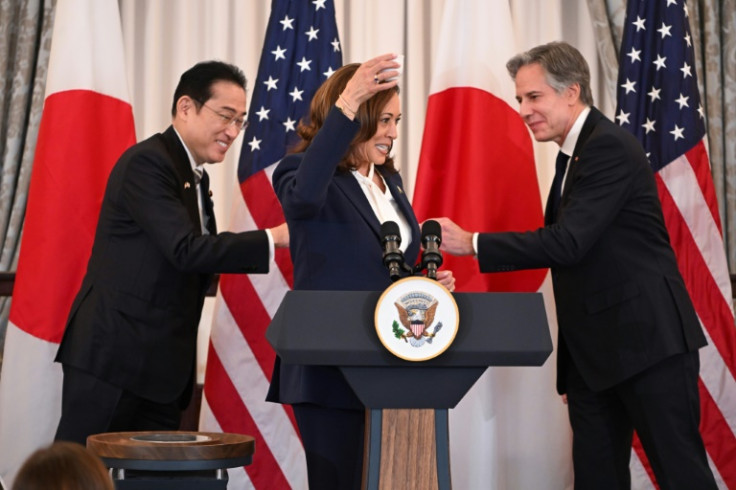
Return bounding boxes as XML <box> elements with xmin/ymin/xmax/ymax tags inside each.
<box><xmin>374</xmin><ymin>74</ymin><xmax>380</xmax><ymax>84</ymax></box>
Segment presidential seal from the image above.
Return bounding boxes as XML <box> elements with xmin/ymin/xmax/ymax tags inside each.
<box><xmin>374</xmin><ymin>276</ymin><xmax>459</xmax><ymax>361</ymax></box>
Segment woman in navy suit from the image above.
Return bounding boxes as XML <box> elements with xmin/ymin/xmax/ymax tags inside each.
<box><xmin>268</xmin><ymin>55</ymin><xmax>454</xmax><ymax>489</ymax></box>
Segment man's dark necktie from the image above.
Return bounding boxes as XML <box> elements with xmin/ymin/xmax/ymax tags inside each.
<box><xmin>550</xmin><ymin>151</ymin><xmax>569</xmax><ymax>220</ymax></box>
<box><xmin>192</xmin><ymin>167</ymin><xmax>213</xmax><ymax>234</ymax></box>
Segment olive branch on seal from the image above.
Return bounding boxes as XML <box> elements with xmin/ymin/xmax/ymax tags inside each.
<box><xmin>392</xmin><ymin>320</ymin><xmax>407</xmax><ymax>341</ymax></box>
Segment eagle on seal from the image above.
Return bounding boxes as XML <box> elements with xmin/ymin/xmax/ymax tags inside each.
<box><xmin>394</xmin><ymin>300</ymin><xmax>439</xmax><ymax>346</ymax></box>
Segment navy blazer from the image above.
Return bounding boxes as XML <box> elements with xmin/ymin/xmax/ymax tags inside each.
<box><xmin>56</xmin><ymin>126</ymin><xmax>270</xmax><ymax>404</ymax></box>
<box><xmin>268</xmin><ymin>107</ymin><xmax>420</xmax><ymax>408</ymax></box>
<box><xmin>476</xmin><ymin>107</ymin><xmax>706</xmax><ymax>393</ymax></box>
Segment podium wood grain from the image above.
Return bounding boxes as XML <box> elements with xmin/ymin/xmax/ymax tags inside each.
<box><xmin>87</xmin><ymin>431</ymin><xmax>254</xmax><ymax>461</ymax></box>
<box><xmin>371</xmin><ymin>409</ymin><xmax>440</xmax><ymax>490</ymax></box>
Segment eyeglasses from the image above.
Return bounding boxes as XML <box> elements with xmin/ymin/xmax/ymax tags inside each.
<box><xmin>198</xmin><ymin>102</ymin><xmax>249</xmax><ymax>132</ymax></box>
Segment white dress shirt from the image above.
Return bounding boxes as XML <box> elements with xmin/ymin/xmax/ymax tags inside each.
<box><xmin>352</xmin><ymin>163</ymin><xmax>412</xmax><ymax>252</ymax></box>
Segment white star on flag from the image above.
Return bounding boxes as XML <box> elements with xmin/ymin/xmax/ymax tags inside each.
<box><xmin>296</xmin><ymin>57</ymin><xmax>312</xmax><ymax>72</ymax></box>
<box><xmin>653</xmin><ymin>54</ymin><xmax>667</xmax><ymax>70</ymax></box>
<box><xmin>621</xmin><ymin>78</ymin><xmax>637</xmax><ymax>94</ymax></box>
<box><xmin>616</xmin><ymin>110</ymin><xmax>631</xmax><ymax>125</ymax></box>
<box><xmin>633</xmin><ymin>16</ymin><xmax>646</xmax><ymax>31</ymax></box>
<box><xmin>627</xmin><ymin>47</ymin><xmax>642</xmax><ymax>62</ymax></box>
<box><xmin>256</xmin><ymin>106</ymin><xmax>270</xmax><ymax>121</ymax></box>
<box><xmin>248</xmin><ymin>136</ymin><xmax>261</xmax><ymax>151</ymax></box>
<box><xmin>263</xmin><ymin>76</ymin><xmax>278</xmax><ymax>91</ymax></box>
<box><xmin>280</xmin><ymin>15</ymin><xmax>294</xmax><ymax>30</ymax></box>
<box><xmin>289</xmin><ymin>86</ymin><xmax>303</xmax><ymax>102</ymax></box>
<box><xmin>271</xmin><ymin>45</ymin><xmax>286</xmax><ymax>60</ymax></box>
<box><xmin>305</xmin><ymin>26</ymin><xmax>319</xmax><ymax>41</ymax></box>
<box><xmin>283</xmin><ymin>117</ymin><xmax>296</xmax><ymax>132</ymax></box>
<box><xmin>648</xmin><ymin>86</ymin><xmax>662</xmax><ymax>101</ymax></box>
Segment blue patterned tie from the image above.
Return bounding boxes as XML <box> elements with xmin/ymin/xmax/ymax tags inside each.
<box><xmin>550</xmin><ymin>151</ymin><xmax>569</xmax><ymax>220</ymax></box>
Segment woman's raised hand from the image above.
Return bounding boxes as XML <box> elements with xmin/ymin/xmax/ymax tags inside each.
<box><xmin>339</xmin><ymin>53</ymin><xmax>401</xmax><ymax>111</ymax></box>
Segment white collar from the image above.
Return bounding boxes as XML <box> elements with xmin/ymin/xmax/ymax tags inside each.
<box><xmin>559</xmin><ymin>106</ymin><xmax>591</xmax><ymax>157</ymax></box>
<box><xmin>172</xmin><ymin>127</ymin><xmax>204</xmax><ymax>175</ymax></box>
<box><xmin>352</xmin><ymin>163</ymin><xmax>375</xmax><ymax>182</ymax></box>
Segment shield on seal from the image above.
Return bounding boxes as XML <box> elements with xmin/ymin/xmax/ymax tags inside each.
<box><xmin>395</xmin><ymin>291</ymin><xmax>438</xmax><ymax>340</ymax></box>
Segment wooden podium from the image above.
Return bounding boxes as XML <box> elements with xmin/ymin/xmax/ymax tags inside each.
<box><xmin>87</xmin><ymin>431</ymin><xmax>254</xmax><ymax>489</ymax></box>
<box><xmin>267</xmin><ymin>290</ymin><xmax>552</xmax><ymax>489</ymax></box>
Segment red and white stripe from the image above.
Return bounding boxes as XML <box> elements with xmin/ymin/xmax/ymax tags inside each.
<box><xmin>0</xmin><ymin>0</ymin><xmax>135</xmax><ymax>486</ymax></box>
<box><xmin>200</xmin><ymin>163</ymin><xmax>307</xmax><ymax>490</ymax></box>
<box><xmin>631</xmin><ymin>139</ymin><xmax>736</xmax><ymax>489</ymax></box>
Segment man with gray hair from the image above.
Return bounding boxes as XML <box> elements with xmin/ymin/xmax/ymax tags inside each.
<box><xmin>435</xmin><ymin>41</ymin><xmax>716</xmax><ymax>489</ymax></box>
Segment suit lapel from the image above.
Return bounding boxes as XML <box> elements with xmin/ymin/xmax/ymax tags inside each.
<box><xmin>333</xmin><ymin>166</ymin><xmax>421</xmax><ymax>263</ymax></box>
<box><xmin>567</xmin><ymin>108</ymin><xmax>604</xmax><ymax>195</ymax></box>
<box><xmin>572</xmin><ymin>107</ymin><xmax>603</xmax><ymax>160</ymax></box>
<box><xmin>334</xmin><ymin>170</ymin><xmax>383</xmax><ymax>240</ymax></box>
<box><xmin>546</xmin><ymin>107</ymin><xmax>604</xmax><ymax>225</ymax></box>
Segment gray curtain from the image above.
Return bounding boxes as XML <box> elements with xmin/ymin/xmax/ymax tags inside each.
<box><xmin>690</xmin><ymin>0</ymin><xmax>736</xmax><ymax>273</ymax></box>
<box><xmin>587</xmin><ymin>0</ymin><xmax>736</xmax><ymax>273</ymax></box>
<box><xmin>0</xmin><ymin>0</ymin><xmax>55</xmax><ymax>360</ymax></box>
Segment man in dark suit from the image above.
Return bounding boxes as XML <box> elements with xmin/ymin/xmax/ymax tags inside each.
<box><xmin>436</xmin><ymin>42</ymin><xmax>716</xmax><ymax>489</ymax></box>
<box><xmin>54</xmin><ymin>61</ymin><xmax>288</xmax><ymax>445</ymax></box>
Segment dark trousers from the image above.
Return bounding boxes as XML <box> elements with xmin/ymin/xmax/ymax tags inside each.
<box><xmin>292</xmin><ymin>404</ymin><xmax>365</xmax><ymax>490</ymax></box>
<box><xmin>566</xmin><ymin>351</ymin><xmax>716</xmax><ymax>490</ymax></box>
<box><xmin>55</xmin><ymin>365</ymin><xmax>182</xmax><ymax>445</ymax></box>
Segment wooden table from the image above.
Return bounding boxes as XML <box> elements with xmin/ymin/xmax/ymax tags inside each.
<box><xmin>87</xmin><ymin>431</ymin><xmax>254</xmax><ymax>490</ymax></box>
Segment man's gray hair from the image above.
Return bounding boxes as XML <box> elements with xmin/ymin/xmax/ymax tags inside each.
<box><xmin>506</xmin><ymin>41</ymin><xmax>594</xmax><ymax>106</ymax></box>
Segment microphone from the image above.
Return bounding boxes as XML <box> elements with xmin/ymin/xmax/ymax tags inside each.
<box><xmin>381</xmin><ymin>221</ymin><xmax>404</xmax><ymax>282</ymax></box>
<box><xmin>421</xmin><ymin>220</ymin><xmax>443</xmax><ymax>280</ymax></box>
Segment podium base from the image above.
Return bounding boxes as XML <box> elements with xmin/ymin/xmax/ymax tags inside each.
<box><xmin>87</xmin><ymin>431</ymin><xmax>252</xmax><ymax>490</ymax></box>
<box><xmin>112</xmin><ymin>470</ymin><xmax>226</xmax><ymax>490</ymax></box>
<box><xmin>363</xmin><ymin>409</ymin><xmax>450</xmax><ymax>490</ymax></box>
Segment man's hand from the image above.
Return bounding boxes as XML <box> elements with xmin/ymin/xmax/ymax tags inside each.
<box><xmin>269</xmin><ymin>222</ymin><xmax>289</xmax><ymax>248</ymax></box>
<box><xmin>431</xmin><ymin>217</ymin><xmax>475</xmax><ymax>256</ymax></box>
<box><xmin>436</xmin><ymin>270</ymin><xmax>456</xmax><ymax>292</ymax></box>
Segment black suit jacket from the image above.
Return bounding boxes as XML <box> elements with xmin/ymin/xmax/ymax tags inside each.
<box><xmin>56</xmin><ymin>126</ymin><xmax>269</xmax><ymax>404</ymax></box>
<box><xmin>476</xmin><ymin>107</ymin><xmax>706</xmax><ymax>393</ymax></box>
<box><xmin>267</xmin><ymin>107</ymin><xmax>420</xmax><ymax>408</ymax></box>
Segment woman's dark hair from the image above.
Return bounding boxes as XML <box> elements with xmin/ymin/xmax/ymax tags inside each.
<box><xmin>12</xmin><ymin>442</ymin><xmax>114</xmax><ymax>490</ymax></box>
<box><xmin>171</xmin><ymin>60</ymin><xmax>247</xmax><ymax>116</ymax></box>
<box><xmin>291</xmin><ymin>63</ymin><xmax>400</xmax><ymax>173</ymax></box>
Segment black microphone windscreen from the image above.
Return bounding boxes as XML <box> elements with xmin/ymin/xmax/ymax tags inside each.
<box><xmin>421</xmin><ymin>220</ymin><xmax>442</xmax><ymax>240</ymax></box>
<box><xmin>381</xmin><ymin>220</ymin><xmax>400</xmax><ymax>239</ymax></box>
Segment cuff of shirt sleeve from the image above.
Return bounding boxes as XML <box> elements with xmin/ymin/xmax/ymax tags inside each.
<box><xmin>265</xmin><ymin>229</ymin><xmax>275</xmax><ymax>262</ymax></box>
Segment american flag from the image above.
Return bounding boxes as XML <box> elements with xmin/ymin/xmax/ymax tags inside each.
<box><xmin>199</xmin><ymin>0</ymin><xmax>342</xmax><ymax>488</ymax></box>
<box><xmin>615</xmin><ymin>0</ymin><xmax>736</xmax><ymax>487</ymax></box>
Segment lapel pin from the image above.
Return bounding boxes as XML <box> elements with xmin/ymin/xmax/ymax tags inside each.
<box><xmin>184</xmin><ymin>182</ymin><xmax>191</xmax><ymax>189</ymax></box>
